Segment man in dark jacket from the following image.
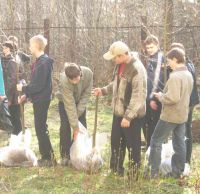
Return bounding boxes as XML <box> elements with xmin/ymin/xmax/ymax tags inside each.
<box><xmin>17</xmin><ymin>35</ymin><xmax>55</xmax><ymax>167</ymax></box>
<box><xmin>2</xmin><ymin>41</ymin><xmax>22</xmax><ymax>135</ymax></box>
<box><xmin>143</xmin><ymin>35</ymin><xmax>165</xmax><ymax>148</ymax></box>
<box><xmin>171</xmin><ymin>43</ymin><xmax>200</xmax><ymax>164</ymax></box>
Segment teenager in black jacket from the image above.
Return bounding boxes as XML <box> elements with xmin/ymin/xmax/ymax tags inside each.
<box><xmin>17</xmin><ymin>35</ymin><xmax>55</xmax><ymax>167</ymax></box>
<box><xmin>143</xmin><ymin>35</ymin><xmax>165</xmax><ymax>148</ymax></box>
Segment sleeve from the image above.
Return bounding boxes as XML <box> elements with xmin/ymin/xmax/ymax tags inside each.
<box><xmin>159</xmin><ymin>77</ymin><xmax>181</xmax><ymax>105</ymax></box>
<box><xmin>18</xmin><ymin>51</ymin><xmax>31</xmax><ymax>63</ymax></box>
<box><xmin>61</xmin><ymin>81</ymin><xmax>79</xmax><ymax>130</ymax></box>
<box><xmin>77</xmin><ymin>72</ymin><xmax>93</xmax><ymax>117</ymax></box>
<box><xmin>124</xmin><ymin>66</ymin><xmax>147</xmax><ymax>121</ymax></box>
<box><xmin>0</xmin><ymin>60</ymin><xmax>5</xmax><ymax>96</ymax></box>
<box><xmin>23</xmin><ymin>62</ymin><xmax>50</xmax><ymax>97</ymax></box>
<box><xmin>101</xmin><ymin>82</ymin><xmax>113</xmax><ymax>95</ymax></box>
<box><xmin>6</xmin><ymin>61</ymin><xmax>18</xmax><ymax>102</ymax></box>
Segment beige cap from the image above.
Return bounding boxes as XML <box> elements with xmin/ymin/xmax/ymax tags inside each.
<box><xmin>103</xmin><ymin>41</ymin><xmax>130</xmax><ymax>61</ymax></box>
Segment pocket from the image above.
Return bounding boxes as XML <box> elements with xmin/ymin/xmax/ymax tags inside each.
<box><xmin>118</xmin><ymin>77</ymin><xmax>127</xmax><ymax>100</ymax></box>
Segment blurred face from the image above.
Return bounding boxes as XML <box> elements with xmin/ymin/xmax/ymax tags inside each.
<box><xmin>167</xmin><ymin>58</ymin><xmax>177</xmax><ymax>70</ymax></box>
<box><xmin>112</xmin><ymin>54</ymin><xmax>127</xmax><ymax>65</ymax></box>
<box><xmin>146</xmin><ymin>43</ymin><xmax>159</xmax><ymax>56</ymax></box>
<box><xmin>68</xmin><ymin>76</ymin><xmax>81</xmax><ymax>85</ymax></box>
<box><xmin>29</xmin><ymin>40</ymin><xmax>40</xmax><ymax>56</ymax></box>
<box><xmin>3</xmin><ymin>46</ymin><xmax>11</xmax><ymax>56</ymax></box>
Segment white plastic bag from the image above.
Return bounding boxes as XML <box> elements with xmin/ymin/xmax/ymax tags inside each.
<box><xmin>70</xmin><ymin>122</ymin><xmax>103</xmax><ymax>172</ymax></box>
<box><xmin>146</xmin><ymin>140</ymin><xmax>190</xmax><ymax>176</ymax></box>
<box><xmin>0</xmin><ymin>129</ymin><xmax>38</xmax><ymax>167</ymax></box>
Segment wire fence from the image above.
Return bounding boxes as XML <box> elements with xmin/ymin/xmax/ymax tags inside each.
<box><xmin>1</xmin><ymin>23</ymin><xmax>200</xmax><ymax>86</ymax></box>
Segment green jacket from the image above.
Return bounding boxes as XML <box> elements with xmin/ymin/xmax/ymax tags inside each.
<box><xmin>101</xmin><ymin>54</ymin><xmax>147</xmax><ymax>121</ymax></box>
<box><xmin>56</xmin><ymin>66</ymin><xmax>93</xmax><ymax>130</ymax></box>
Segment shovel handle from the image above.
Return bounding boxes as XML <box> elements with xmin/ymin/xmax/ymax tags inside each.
<box><xmin>19</xmin><ymin>92</ymin><xmax>25</xmax><ymax>133</ymax></box>
<box><xmin>92</xmin><ymin>96</ymin><xmax>99</xmax><ymax>148</ymax></box>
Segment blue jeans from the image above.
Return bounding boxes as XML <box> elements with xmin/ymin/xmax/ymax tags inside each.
<box><xmin>149</xmin><ymin>119</ymin><xmax>186</xmax><ymax>177</ymax></box>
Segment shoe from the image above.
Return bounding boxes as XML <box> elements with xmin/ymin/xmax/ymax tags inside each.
<box><xmin>127</xmin><ymin>169</ymin><xmax>139</xmax><ymax>181</ymax></box>
<box><xmin>143</xmin><ymin>166</ymin><xmax>151</xmax><ymax>179</ymax></box>
<box><xmin>150</xmin><ymin>173</ymin><xmax>159</xmax><ymax>179</ymax></box>
<box><xmin>37</xmin><ymin>159</ymin><xmax>57</xmax><ymax>167</ymax></box>
<box><xmin>59</xmin><ymin>158</ymin><xmax>71</xmax><ymax>166</ymax></box>
<box><xmin>111</xmin><ymin>168</ymin><xmax>124</xmax><ymax>177</ymax></box>
<box><xmin>165</xmin><ymin>172</ymin><xmax>181</xmax><ymax>179</ymax></box>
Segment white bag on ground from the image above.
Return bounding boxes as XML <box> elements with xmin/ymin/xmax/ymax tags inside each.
<box><xmin>146</xmin><ymin>140</ymin><xmax>190</xmax><ymax>176</ymax></box>
<box><xmin>70</xmin><ymin>122</ymin><xmax>103</xmax><ymax>172</ymax></box>
<box><xmin>0</xmin><ymin>129</ymin><xmax>38</xmax><ymax>167</ymax></box>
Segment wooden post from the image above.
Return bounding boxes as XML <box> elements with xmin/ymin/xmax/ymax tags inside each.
<box><xmin>25</xmin><ymin>0</ymin><xmax>31</xmax><ymax>43</ymax></box>
<box><xmin>44</xmin><ymin>18</ymin><xmax>50</xmax><ymax>55</ymax></box>
<box><xmin>141</xmin><ymin>15</ymin><xmax>148</xmax><ymax>68</ymax></box>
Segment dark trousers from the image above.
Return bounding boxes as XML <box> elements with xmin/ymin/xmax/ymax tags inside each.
<box><xmin>110</xmin><ymin>115</ymin><xmax>143</xmax><ymax>174</ymax></box>
<box><xmin>33</xmin><ymin>100</ymin><xmax>54</xmax><ymax>160</ymax></box>
<box><xmin>185</xmin><ymin>106</ymin><xmax>194</xmax><ymax>164</ymax></box>
<box><xmin>58</xmin><ymin>101</ymin><xmax>87</xmax><ymax>159</ymax></box>
<box><xmin>9</xmin><ymin>104</ymin><xmax>22</xmax><ymax>135</ymax></box>
<box><xmin>143</xmin><ymin>101</ymin><xmax>161</xmax><ymax>148</ymax></box>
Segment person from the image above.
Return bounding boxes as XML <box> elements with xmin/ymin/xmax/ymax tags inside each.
<box><xmin>56</xmin><ymin>63</ymin><xmax>93</xmax><ymax>166</ymax></box>
<box><xmin>148</xmin><ymin>48</ymin><xmax>193</xmax><ymax>178</ymax></box>
<box><xmin>17</xmin><ymin>35</ymin><xmax>55</xmax><ymax>167</ymax></box>
<box><xmin>170</xmin><ymin>43</ymin><xmax>199</xmax><ymax>164</ymax></box>
<box><xmin>94</xmin><ymin>41</ymin><xmax>147</xmax><ymax>177</ymax></box>
<box><xmin>143</xmin><ymin>35</ymin><xmax>165</xmax><ymax>148</ymax></box>
<box><xmin>1</xmin><ymin>41</ymin><xmax>22</xmax><ymax>135</ymax></box>
<box><xmin>8</xmin><ymin>35</ymin><xmax>31</xmax><ymax>81</ymax></box>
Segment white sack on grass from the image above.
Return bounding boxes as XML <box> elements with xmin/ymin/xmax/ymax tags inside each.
<box><xmin>146</xmin><ymin>140</ymin><xmax>190</xmax><ymax>176</ymax></box>
<box><xmin>0</xmin><ymin>129</ymin><xmax>38</xmax><ymax>167</ymax></box>
<box><xmin>70</xmin><ymin>122</ymin><xmax>103</xmax><ymax>172</ymax></box>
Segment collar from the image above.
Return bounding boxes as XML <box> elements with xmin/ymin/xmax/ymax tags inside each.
<box><xmin>172</xmin><ymin>66</ymin><xmax>187</xmax><ymax>73</ymax></box>
<box><xmin>36</xmin><ymin>54</ymin><xmax>46</xmax><ymax>61</ymax></box>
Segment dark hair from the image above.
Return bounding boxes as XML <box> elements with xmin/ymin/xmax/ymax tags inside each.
<box><xmin>2</xmin><ymin>41</ymin><xmax>16</xmax><ymax>52</ymax></box>
<box><xmin>144</xmin><ymin>35</ymin><xmax>159</xmax><ymax>46</ymax></box>
<box><xmin>170</xmin><ymin>43</ymin><xmax>185</xmax><ymax>52</ymax></box>
<box><xmin>8</xmin><ymin>36</ymin><xmax>19</xmax><ymax>45</ymax></box>
<box><xmin>65</xmin><ymin>63</ymin><xmax>81</xmax><ymax>79</ymax></box>
<box><xmin>166</xmin><ymin>48</ymin><xmax>185</xmax><ymax>64</ymax></box>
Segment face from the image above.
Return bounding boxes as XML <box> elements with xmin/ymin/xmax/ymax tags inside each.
<box><xmin>68</xmin><ymin>76</ymin><xmax>81</xmax><ymax>85</ymax></box>
<box><xmin>112</xmin><ymin>54</ymin><xmax>127</xmax><ymax>65</ymax></box>
<box><xmin>3</xmin><ymin>46</ymin><xmax>10</xmax><ymax>56</ymax></box>
<box><xmin>167</xmin><ymin>58</ymin><xmax>177</xmax><ymax>70</ymax></box>
<box><xmin>29</xmin><ymin>40</ymin><xmax>40</xmax><ymax>55</ymax></box>
<box><xmin>146</xmin><ymin>43</ymin><xmax>159</xmax><ymax>56</ymax></box>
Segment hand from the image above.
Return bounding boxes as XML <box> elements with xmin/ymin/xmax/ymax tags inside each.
<box><xmin>153</xmin><ymin>92</ymin><xmax>163</xmax><ymax>100</ymax></box>
<box><xmin>150</xmin><ymin>100</ymin><xmax>158</xmax><ymax>111</ymax></box>
<box><xmin>73</xmin><ymin>129</ymin><xmax>80</xmax><ymax>141</ymax></box>
<box><xmin>8</xmin><ymin>101</ymin><xmax>11</xmax><ymax>106</ymax></box>
<box><xmin>121</xmin><ymin>118</ymin><xmax>130</xmax><ymax>128</ymax></box>
<box><xmin>18</xmin><ymin>95</ymin><xmax>27</xmax><ymax>104</ymax></box>
<box><xmin>0</xmin><ymin>96</ymin><xmax>6</xmax><ymax>101</ymax></box>
<box><xmin>17</xmin><ymin>84</ymin><xmax>23</xmax><ymax>92</ymax></box>
<box><xmin>93</xmin><ymin>88</ymin><xmax>102</xmax><ymax>96</ymax></box>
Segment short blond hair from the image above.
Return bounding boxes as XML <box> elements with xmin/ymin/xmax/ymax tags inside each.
<box><xmin>30</xmin><ymin>35</ymin><xmax>47</xmax><ymax>51</ymax></box>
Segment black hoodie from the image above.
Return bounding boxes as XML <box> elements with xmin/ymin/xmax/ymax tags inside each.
<box><xmin>23</xmin><ymin>54</ymin><xmax>54</xmax><ymax>103</ymax></box>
